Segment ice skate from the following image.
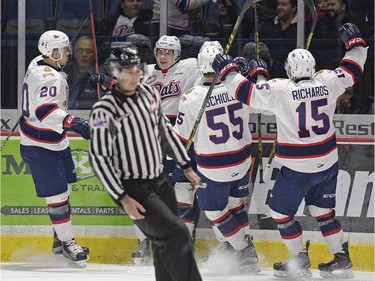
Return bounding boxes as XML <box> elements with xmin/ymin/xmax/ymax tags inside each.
<box><xmin>53</xmin><ymin>230</ymin><xmax>89</xmax><ymax>255</ymax></box>
<box><xmin>273</xmin><ymin>240</ymin><xmax>312</xmax><ymax>279</ymax></box>
<box><xmin>236</xmin><ymin>236</ymin><xmax>261</xmax><ymax>273</ymax></box>
<box><xmin>212</xmin><ymin>241</ymin><xmax>235</xmax><ymax>255</ymax></box>
<box><xmin>318</xmin><ymin>241</ymin><xmax>354</xmax><ymax>279</ymax></box>
<box><xmin>62</xmin><ymin>238</ymin><xmax>89</xmax><ymax>268</ymax></box>
<box><xmin>131</xmin><ymin>238</ymin><xmax>151</xmax><ymax>266</ymax></box>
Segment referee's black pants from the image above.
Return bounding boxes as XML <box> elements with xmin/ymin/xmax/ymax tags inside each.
<box><xmin>122</xmin><ymin>174</ymin><xmax>202</xmax><ymax>281</ymax></box>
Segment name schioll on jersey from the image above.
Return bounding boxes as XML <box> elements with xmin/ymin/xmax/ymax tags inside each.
<box><xmin>292</xmin><ymin>85</ymin><xmax>329</xmax><ymax>100</ymax></box>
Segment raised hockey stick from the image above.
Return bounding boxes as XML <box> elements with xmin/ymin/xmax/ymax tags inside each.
<box><xmin>254</xmin><ymin>3</ymin><xmax>264</xmax><ymax>183</ymax></box>
<box><xmin>185</xmin><ymin>0</ymin><xmax>263</xmax><ymax>151</ymax></box>
<box><xmin>263</xmin><ymin>0</ymin><xmax>317</xmax><ymax>181</ymax></box>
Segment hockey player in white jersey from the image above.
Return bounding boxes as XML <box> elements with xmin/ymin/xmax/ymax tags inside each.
<box><xmin>212</xmin><ymin>23</ymin><xmax>368</xmax><ymax>279</ymax></box>
<box><xmin>173</xmin><ymin>41</ymin><xmax>261</xmax><ymax>272</ymax></box>
<box><xmin>131</xmin><ymin>35</ymin><xmax>201</xmax><ymax>264</ymax></box>
<box><xmin>19</xmin><ymin>30</ymin><xmax>90</xmax><ymax>267</ymax></box>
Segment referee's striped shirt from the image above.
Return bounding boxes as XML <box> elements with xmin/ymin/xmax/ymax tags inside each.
<box><xmin>89</xmin><ymin>83</ymin><xmax>191</xmax><ymax>201</ymax></box>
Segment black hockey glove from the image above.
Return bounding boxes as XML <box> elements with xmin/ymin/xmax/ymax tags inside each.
<box><xmin>212</xmin><ymin>54</ymin><xmax>239</xmax><ymax>79</ymax></box>
<box><xmin>90</xmin><ymin>73</ymin><xmax>115</xmax><ymax>90</ymax></box>
<box><xmin>248</xmin><ymin>59</ymin><xmax>270</xmax><ymax>80</ymax></box>
<box><xmin>63</xmin><ymin>115</ymin><xmax>90</xmax><ymax>140</ymax></box>
<box><xmin>339</xmin><ymin>23</ymin><xmax>366</xmax><ymax>50</ymax></box>
<box><xmin>234</xmin><ymin>56</ymin><xmax>251</xmax><ymax>77</ymax></box>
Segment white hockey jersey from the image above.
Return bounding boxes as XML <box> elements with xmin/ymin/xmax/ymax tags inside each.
<box><xmin>173</xmin><ymin>82</ymin><xmax>253</xmax><ymax>182</ymax></box>
<box><xmin>222</xmin><ymin>46</ymin><xmax>368</xmax><ymax>173</ymax></box>
<box><xmin>20</xmin><ymin>56</ymin><xmax>70</xmax><ymax>151</ymax></box>
<box><xmin>145</xmin><ymin>58</ymin><xmax>200</xmax><ymax>121</ymax></box>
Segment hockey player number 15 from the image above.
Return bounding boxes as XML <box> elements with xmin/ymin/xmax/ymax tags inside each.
<box><xmin>296</xmin><ymin>98</ymin><xmax>330</xmax><ymax>138</ymax></box>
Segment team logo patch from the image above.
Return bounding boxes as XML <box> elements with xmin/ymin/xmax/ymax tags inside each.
<box><xmin>146</xmin><ymin>75</ymin><xmax>157</xmax><ymax>84</ymax></box>
<box><xmin>93</xmin><ymin>118</ymin><xmax>107</xmax><ymax>127</ymax></box>
<box><xmin>44</xmin><ymin>67</ymin><xmax>52</xmax><ymax>72</ymax></box>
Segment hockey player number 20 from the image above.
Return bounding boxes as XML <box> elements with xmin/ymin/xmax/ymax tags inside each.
<box><xmin>296</xmin><ymin>98</ymin><xmax>330</xmax><ymax>138</ymax></box>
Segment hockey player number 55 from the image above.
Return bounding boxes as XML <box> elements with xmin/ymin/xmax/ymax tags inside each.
<box><xmin>296</xmin><ymin>98</ymin><xmax>330</xmax><ymax>138</ymax></box>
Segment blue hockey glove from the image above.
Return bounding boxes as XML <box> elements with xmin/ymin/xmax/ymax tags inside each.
<box><xmin>339</xmin><ymin>23</ymin><xmax>366</xmax><ymax>50</ymax></box>
<box><xmin>90</xmin><ymin>73</ymin><xmax>115</xmax><ymax>89</ymax></box>
<box><xmin>248</xmin><ymin>59</ymin><xmax>270</xmax><ymax>80</ymax></box>
<box><xmin>234</xmin><ymin>56</ymin><xmax>251</xmax><ymax>77</ymax></box>
<box><xmin>63</xmin><ymin>115</ymin><xmax>90</xmax><ymax>140</ymax></box>
<box><xmin>212</xmin><ymin>54</ymin><xmax>239</xmax><ymax>79</ymax></box>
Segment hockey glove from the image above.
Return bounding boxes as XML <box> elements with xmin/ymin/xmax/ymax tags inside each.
<box><xmin>90</xmin><ymin>73</ymin><xmax>116</xmax><ymax>90</ymax></box>
<box><xmin>248</xmin><ymin>59</ymin><xmax>270</xmax><ymax>80</ymax></box>
<box><xmin>212</xmin><ymin>54</ymin><xmax>239</xmax><ymax>80</ymax></box>
<box><xmin>339</xmin><ymin>23</ymin><xmax>366</xmax><ymax>50</ymax></box>
<box><xmin>234</xmin><ymin>56</ymin><xmax>251</xmax><ymax>78</ymax></box>
<box><xmin>63</xmin><ymin>115</ymin><xmax>90</xmax><ymax>140</ymax></box>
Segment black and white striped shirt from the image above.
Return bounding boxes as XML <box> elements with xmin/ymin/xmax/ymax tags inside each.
<box><xmin>89</xmin><ymin>83</ymin><xmax>191</xmax><ymax>201</ymax></box>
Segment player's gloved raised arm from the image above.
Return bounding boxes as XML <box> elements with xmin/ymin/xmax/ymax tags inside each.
<box><xmin>248</xmin><ymin>59</ymin><xmax>270</xmax><ymax>81</ymax></box>
<box><xmin>339</xmin><ymin>22</ymin><xmax>366</xmax><ymax>50</ymax></box>
<box><xmin>212</xmin><ymin>54</ymin><xmax>239</xmax><ymax>79</ymax></box>
<box><xmin>90</xmin><ymin>73</ymin><xmax>116</xmax><ymax>90</ymax></box>
<box><xmin>63</xmin><ymin>115</ymin><xmax>90</xmax><ymax>140</ymax></box>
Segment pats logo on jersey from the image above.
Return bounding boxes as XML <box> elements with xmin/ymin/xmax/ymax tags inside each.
<box><xmin>153</xmin><ymin>81</ymin><xmax>182</xmax><ymax>101</ymax></box>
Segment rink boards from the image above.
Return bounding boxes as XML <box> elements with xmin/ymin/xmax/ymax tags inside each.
<box><xmin>1</xmin><ymin>110</ymin><xmax>374</xmax><ymax>271</ymax></box>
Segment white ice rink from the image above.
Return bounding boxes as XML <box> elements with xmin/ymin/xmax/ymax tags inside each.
<box><xmin>1</xmin><ymin>254</ymin><xmax>374</xmax><ymax>281</ymax></box>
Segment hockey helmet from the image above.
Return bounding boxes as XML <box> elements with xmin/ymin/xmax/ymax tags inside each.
<box><xmin>242</xmin><ymin>41</ymin><xmax>271</xmax><ymax>61</ymax></box>
<box><xmin>154</xmin><ymin>35</ymin><xmax>181</xmax><ymax>62</ymax></box>
<box><xmin>200</xmin><ymin>40</ymin><xmax>223</xmax><ymax>54</ymax></box>
<box><xmin>198</xmin><ymin>42</ymin><xmax>224</xmax><ymax>74</ymax></box>
<box><xmin>38</xmin><ymin>30</ymin><xmax>70</xmax><ymax>59</ymax></box>
<box><xmin>284</xmin><ymin>49</ymin><xmax>316</xmax><ymax>79</ymax></box>
<box><xmin>126</xmin><ymin>33</ymin><xmax>152</xmax><ymax>62</ymax></box>
<box><xmin>108</xmin><ymin>44</ymin><xmax>146</xmax><ymax>79</ymax></box>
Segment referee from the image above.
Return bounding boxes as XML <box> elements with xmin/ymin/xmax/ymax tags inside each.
<box><xmin>89</xmin><ymin>45</ymin><xmax>203</xmax><ymax>281</ymax></box>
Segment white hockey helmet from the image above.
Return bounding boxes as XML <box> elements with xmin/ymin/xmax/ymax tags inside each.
<box><xmin>198</xmin><ymin>42</ymin><xmax>223</xmax><ymax>74</ymax></box>
<box><xmin>38</xmin><ymin>30</ymin><xmax>70</xmax><ymax>58</ymax></box>
<box><xmin>154</xmin><ymin>35</ymin><xmax>181</xmax><ymax>62</ymax></box>
<box><xmin>199</xmin><ymin>40</ymin><xmax>223</xmax><ymax>54</ymax></box>
<box><xmin>284</xmin><ymin>48</ymin><xmax>316</xmax><ymax>79</ymax></box>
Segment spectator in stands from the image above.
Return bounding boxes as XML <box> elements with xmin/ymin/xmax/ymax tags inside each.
<box><xmin>98</xmin><ymin>0</ymin><xmax>152</xmax><ymax>38</ymax></box>
<box><xmin>64</xmin><ymin>36</ymin><xmax>110</xmax><ymax>110</ymax></box>
<box><xmin>259</xmin><ymin>0</ymin><xmax>307</xmax><ymax>77</ymax></box>
<box><xmin>150</xmin><ymin>0</ymin><xmax>211</xmax><ymax>37</ymax></box>
<box><xmin>204</xmin><ymin>0</ymin><xmax>251</xmax><ymax>39</ymax></box>
<box><xmin>306</xmin><ymin>0</ymin><xmax>328</xmax><ymax>23</ymax></box>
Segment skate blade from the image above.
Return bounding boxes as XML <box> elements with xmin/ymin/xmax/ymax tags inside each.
<box><xmin>239</xmin><ymin>263</ymin><xmax>261</xmax><ymax>273</ymax></box>
<box><xmin>63</xmin><ymin>254</ymin><xmax>89</xmax><ymax>268</ymax></box>
<box><xmin>132</xmin><ymin>256</ymin><xmax>152</xmax><ymax>266</ymax></box>
<box><xmin>320</xmin><ymin>268</ymin><xmax>354</xmax><ymax>279</ymax></box>
<box><xmin>274</xmin><ymin>269</ymin><xmax>312</xmax><ymax>280</ymax></box>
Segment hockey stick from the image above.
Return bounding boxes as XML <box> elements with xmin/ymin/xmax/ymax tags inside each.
<box><xmin>263</xmin><ymin>0</ymin><xmax>317</xmax><ymax>181</ymax></box>
<box><xmin>254</xmin><ymin>3</ymin><xmax>264</xmax><ymax>183</ymax></box>
<box><xmin>0</xmin><ymin>116</ymin><xmax>21</xmax><ymax>152</ymax></box>
<box><xmin>88</xmin><ymin>0</ymin><xmax>101</xmax><ymax>101</ymax></box>
<box><xmin>185</xmin><ymin>0</ymin><xmax>263</xmax><ymax>150</ymax></box>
